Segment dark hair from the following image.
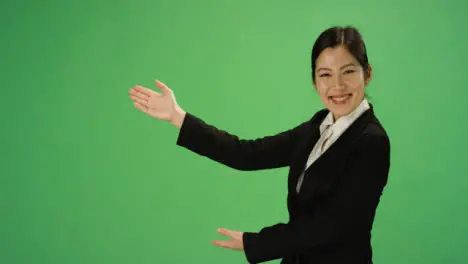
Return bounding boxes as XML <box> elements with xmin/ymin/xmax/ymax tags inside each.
<box><xmin>311</xmin><ymin>26</ymin><xmax>371</xmax><ymax>97</ymax></box>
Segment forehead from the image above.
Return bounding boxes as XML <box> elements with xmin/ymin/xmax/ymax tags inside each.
<box><xmin>316</xmin><ymin>45</ymin><xmax>358</xmax><ymax>68</ymax></box>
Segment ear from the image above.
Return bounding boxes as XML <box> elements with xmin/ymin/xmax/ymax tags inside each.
<box><xmin>364</xmin><ymin>64</ymin><xmax>373</xmax><ymax>85</ymax></box>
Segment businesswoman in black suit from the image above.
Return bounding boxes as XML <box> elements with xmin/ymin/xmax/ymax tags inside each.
<box><xmin>129</xmin><ymin>26</ymin><xmax>390</xmax><ymax>264</ymax></box>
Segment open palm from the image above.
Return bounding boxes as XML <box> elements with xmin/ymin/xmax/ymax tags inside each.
<box><xmin>129</xmin><ymin>80</ymin><xmax>179</xmax><ymax>121</ymax></box>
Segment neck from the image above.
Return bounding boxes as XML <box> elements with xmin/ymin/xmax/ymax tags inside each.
<box><xmin>332</xmin><ymin>113</ymin><xmax>340</xmax><ymax>122</ymax></box>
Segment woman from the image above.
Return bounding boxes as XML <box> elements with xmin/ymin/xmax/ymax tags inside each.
<box><xmin>128</xmin><ymin>26</ymin><xmax>391</xmax><ymax>264</ymax></box>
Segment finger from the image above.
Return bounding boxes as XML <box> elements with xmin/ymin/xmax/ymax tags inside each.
<box><xmin>129</xmin><ymin>89</ymin><xmax>150</xmax><ymax>101</ymax></box>
<box><xmin>132</xmin><ymin>85</ymin><xmax>154</xmax><ymax>97</ymax></box>
<box><xmin>155</xmin><ymin>80</ymin><xmax>172</xmax><ymax>94</ymax></box>
<box><xmin>212</xmin><ymin>240</ymin><xmax>233</xmax><ymax>249</ymax></box>
<box><xmin>133</xmin><ymin>101</ymin><xmax>148</xmax><ymax>113</ymax></box>
<box><xmin>217</xmin><ymin>228</ymin><xmax>232</xmax><ymax>237</ymax></box>
<box><xmin>130</xmin><ymin>96</ymin><xmax>148</xmax><ymax>107</ymax></box>
<box><xmin>130</xmin><ymin>93</ymin><xmax>149</xmax><ymax>103</ymax></box>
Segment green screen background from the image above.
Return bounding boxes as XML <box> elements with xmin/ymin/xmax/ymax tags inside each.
<box><xmin>2</xmin><ymin>1</ymin><xmax>468</xmax><ymax>263</ymax></box>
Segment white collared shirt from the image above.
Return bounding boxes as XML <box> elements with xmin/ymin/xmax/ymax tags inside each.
<box><xmin>296</xmin><ymin>98</ymin><xmax>370</xmax><ymax>193</ymax></box>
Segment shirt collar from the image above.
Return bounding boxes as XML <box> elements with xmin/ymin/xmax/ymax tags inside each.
<box><xmin>319</xmin><ymin>97</ymin><xmax>370</xmax><ymax>134</ymax></box>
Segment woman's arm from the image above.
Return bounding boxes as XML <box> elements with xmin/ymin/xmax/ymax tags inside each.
<box><xmin>129</xmin><ymin>80</ymin><xmax>321</xmax><ymax>171</ymax></box>
<box><xmin>175</xmin><ymin>110</ymin><xmax>316</xmax><ymax>171</ymax></box>
<box><xmin>241</xmin><ymin>133</ymin><xmax>391</xmax><ymax>262</ymax></box>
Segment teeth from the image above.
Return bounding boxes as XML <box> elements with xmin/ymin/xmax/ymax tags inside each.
<box><xmin>332</xmin><ymin>95</ymin><xmax>348</xmax><ymax>101</ymax></box>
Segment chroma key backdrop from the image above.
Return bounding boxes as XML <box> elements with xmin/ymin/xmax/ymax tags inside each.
<box><xmin>2</xmin><ymin>1</ymin><xmax>468</xmax><ymax>263</ymax></box>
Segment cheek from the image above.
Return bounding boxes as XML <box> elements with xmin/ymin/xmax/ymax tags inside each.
<box><xmin>315</xmin><ymin>83</ymin><xmax>329</xmax><ymax>97</ymax></box>
<box><xmin>350</xmin><ymin>75</ymin><xmax>365</xmax><ymax>87</ymax></box>
<box><xmin>344</xmin><ymin>78</ymin><xmax>365</xmax><ymax>92</ymax></box>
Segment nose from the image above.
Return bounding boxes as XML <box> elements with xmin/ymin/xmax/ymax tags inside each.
<box><xmin>331</xmin><ymin>75</ymin><xmax>346</xmax><ymax>90</ymax></box>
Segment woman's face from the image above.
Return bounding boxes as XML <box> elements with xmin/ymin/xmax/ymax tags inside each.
<box><xmin>314</xmin><ymin>45</ymin><xmax>371</xmax><ymax>120</ymax></box>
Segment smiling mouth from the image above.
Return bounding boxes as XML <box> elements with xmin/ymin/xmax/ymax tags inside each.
<box><xmin>329</xmin><ymin>94</ymin><xmax>352</xmax><ymax>105</ymax></box>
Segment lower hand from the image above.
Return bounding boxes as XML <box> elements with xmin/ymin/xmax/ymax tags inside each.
<box><xmin>212</xmin><ymin>228</ymin><xmax>244</xmax><ymax>251</ymax></box>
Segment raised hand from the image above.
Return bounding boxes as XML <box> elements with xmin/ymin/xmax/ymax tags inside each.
<box><xmin>129</xmin><ymin>80</ymin><xmax>186</xmax><ymax>127</ymax></box>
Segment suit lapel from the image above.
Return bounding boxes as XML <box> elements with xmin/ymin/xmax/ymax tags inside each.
<box><xmin>287</xmin><ymin>110</ymin><xmax>326</xmax><ymax>193</ymax></box>
<box><xmin>291</xmin><ymin>105</ymin><xmax>376</xmax><ymax>201</ymax></box>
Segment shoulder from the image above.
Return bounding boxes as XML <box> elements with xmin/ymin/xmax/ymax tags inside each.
<box><xmin>288</xmin><ymin>108</ymin><xmax>329</xmax><ymax>133</ymax></box>
<box><xmin>310</xmin><ymin>108</ymin><xmax>329</xmax><ymax>123</ymax></box>
<box><xmin>354</xmin><ymin>118</ymin><xmax>390</xmax><ymax>156</ymax></box>
<box><xmin>296</xmin><ymin>108</ymin><xmax>330</xmax><ymax>133</ymax></box>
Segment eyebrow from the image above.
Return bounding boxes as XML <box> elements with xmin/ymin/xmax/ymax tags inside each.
<box><xmin>317</xmin><ymin>62</ymin><xmax>357</xmax><ymax>72</ymax></box>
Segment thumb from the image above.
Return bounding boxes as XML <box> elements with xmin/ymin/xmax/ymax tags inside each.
<box><xmin>155</xmin><ymin>79</ymin><xmax>172</xmax><ymax>94</ymax></box>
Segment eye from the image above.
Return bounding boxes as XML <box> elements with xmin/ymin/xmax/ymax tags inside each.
<box><xmin>319</xmin><ymin>73</ymin><xmax>331</xmax><ymax>77</ymax></box>
<box><xmin>343</xmin><ymin>69</ymin><xmax>356</xmax><ymax>74</ymax></box>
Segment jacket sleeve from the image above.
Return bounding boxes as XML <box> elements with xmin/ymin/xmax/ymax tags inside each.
<box><xmin>242</xmin><ymin>133</ymin><xmax>391</xmax><ymax>263</ymax></box>
<box><xmin>175</xmin><ymin>112</ymin><xmax>315</xmax><ymax>171</ymax></box>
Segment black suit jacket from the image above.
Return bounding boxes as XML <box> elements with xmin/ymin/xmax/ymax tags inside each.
<box><xmin>176</xmin><ymin>105</ymin><xmax>391</xmax><ymax>264</ymax></box>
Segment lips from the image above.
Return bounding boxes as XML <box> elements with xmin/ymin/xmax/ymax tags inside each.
<box><xmin>330</xmin><ymin>94</ymin><xmax>352</xmax><ymax>105</ymax></box>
